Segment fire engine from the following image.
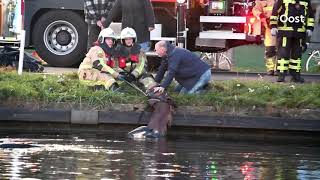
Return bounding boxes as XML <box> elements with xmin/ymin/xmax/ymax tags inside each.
<box><xmin>0</xmin><ymin>0</ymin><xmax>319</xmax><ymax>67</ymax></box>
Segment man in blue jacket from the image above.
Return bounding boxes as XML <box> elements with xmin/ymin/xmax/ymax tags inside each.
<box><xmin>153</xmin><ymin>41</ymin><xmax>212</xmax><ymax>94</ymax></box>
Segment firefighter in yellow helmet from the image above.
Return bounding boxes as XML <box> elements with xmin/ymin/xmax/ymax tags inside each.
<box><xmin>253</xmin><ymin>0</ymin><xmax>277</xmax><ymax>75</ymax></box>
<box><xmin>270</xmin><ymin>0</ymin><xmax>314</xmax><ymax>83</ymax></box>
<box><xmin>78</xmin><ymin>28</ymin><xmax>121</xmax><ymax>91</ymax></box>
<box><xmin>116</xmin><ymin>27</ymin><xmax>158</xmax><ymax>91</ymax></box>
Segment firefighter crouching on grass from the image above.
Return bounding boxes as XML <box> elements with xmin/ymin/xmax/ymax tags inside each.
<box><xmin>270</xmin><ymin>0</ymin><xmax>314</xmax><ymax>83</ymax></box>
<box><xmin>253</xmin><ymin>0</ymin><xmax>278</xmax><ymax>75</ymax></box>
<box><xmin>78</xmin><ymin>28</ymin><xmax>121</xmax><ymax>91</ymax></box>
<box><xmin>116</xmin><ymin>27</ymin><xmax>158</xmax><ymax>91</ymax></box>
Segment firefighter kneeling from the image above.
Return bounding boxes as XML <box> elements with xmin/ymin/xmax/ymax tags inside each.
<box><xmin>270</xmin><ymin>0</ymin><xmax>314</xmax><ymax>83</ymax></box>
<box><xmin>116</xmin><ymin>27</ymin><xmax>158</xmax><ymax>91</ymax></box>
<box><xmin>78</xmin><ymin>28</ymin><xmax>121</xmax><ymax>91</ymax></box>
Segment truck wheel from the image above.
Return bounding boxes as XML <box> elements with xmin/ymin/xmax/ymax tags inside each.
<box><xmin>32</xmin><ymin>10</ymin><xmax>87</xmax><ymax>67</ymax></box>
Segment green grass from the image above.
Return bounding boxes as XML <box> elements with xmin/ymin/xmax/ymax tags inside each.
<box><xmin>0</xmin><ymin>72</ymin><xmax>146</xmax><ymax>109</ymax></box>
<box><xmin>1</xmin><ymin>72</ymin><xmax>320</xmax><ymax>110</ymax></box>
<box><xmin>194</xmin><ymin>45</ymin><xmax>319</xmax><ymax>73</ymax></box>
<box><xmin>172</xmin><ymin>81</ymin><xmax>320</xmax><ymax>109</ymax></box>
<box><xmin>232</xmin><ymin>45</ymin><xmax>317</xmax><ymax>73</ymax></box>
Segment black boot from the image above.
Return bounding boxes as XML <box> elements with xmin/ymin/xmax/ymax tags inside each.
<box><xmin>109</xmin><ymin>83</ymin><xmax>121</xmax><ymax>92</ymax></box>
<box><xmin>277</xmin><ymin>72</ymin><xmax>286</xmax><ymax>82</ymax></box>
<box><xmin>290</xmin><ymin>71</ymin><xmax>304</xmax><ymax>83</ymax></box>
<box><xmin>89</xmin><ymin>85</ymin><xmax>105</xmax><ymax>91</ymax></box>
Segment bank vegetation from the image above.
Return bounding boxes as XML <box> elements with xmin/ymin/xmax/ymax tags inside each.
<box><xmin>0</xmin><ymin>72</ymin><xmax>319</xmax><ymax>111</ymax></box>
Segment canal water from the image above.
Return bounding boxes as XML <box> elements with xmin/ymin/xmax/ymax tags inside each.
<box><xmin>0</xmin><ymin>129</ymin><xmax>319</xmax><ymax>180</ymax></box>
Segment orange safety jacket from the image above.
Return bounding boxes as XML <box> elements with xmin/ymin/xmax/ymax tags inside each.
<box><xmin>253</xmin><ymin>0</ymin><xmax>275</xmax><ymax>22</ymax></box>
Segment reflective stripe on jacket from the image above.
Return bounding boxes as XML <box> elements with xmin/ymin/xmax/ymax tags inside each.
<box><xmin>270</xmin><ymin>0</ymin><xmax>315</xmax><ymax>37</ymax></box>
<box><xmin>79</xmin><ymin>46</ymin><xmax>119</xmax><ymax>78</ymax></box>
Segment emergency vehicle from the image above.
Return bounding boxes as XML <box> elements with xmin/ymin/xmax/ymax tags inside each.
<box><xmin>0</xmin><ymin>0</ymin><xmax>319</xmax><ymax>67</ymax></box>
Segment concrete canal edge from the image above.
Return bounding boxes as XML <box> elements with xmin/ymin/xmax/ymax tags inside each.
<box><xmin>0</xmin><ymin>104</ymin><xmax>320</xmax><ymax>132</ymax></box>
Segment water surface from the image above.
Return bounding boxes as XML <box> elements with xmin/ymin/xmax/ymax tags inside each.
<box><xmin>0</xmin><ymin>130</ymin><xmax>319</xmax><ymax>179</ymax></box>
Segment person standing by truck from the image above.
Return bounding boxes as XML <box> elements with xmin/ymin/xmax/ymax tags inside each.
<box><xmin>84</xmin><ymin>0</ymin><xmax>115</xmax><ymax>50</ymax></box>
<box><xmin>102</xmin><ymin>0</ymin><xmax>155</xmax><ymax>52</ymax></box>
<box><xmin>253</xmin><ymin>0</ymin><xmax>277</xmax><ymax>76</ymax></box>
<box><xmin>270</xmin><ymin>0</ymin><xmax>314</xmax><ymax>83</ymax></box>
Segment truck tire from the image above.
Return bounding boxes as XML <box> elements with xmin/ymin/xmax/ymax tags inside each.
<box><xmin>32</xmin><ymin>10</ymin><xmax>87</xmax><ymax>67</ymax></box>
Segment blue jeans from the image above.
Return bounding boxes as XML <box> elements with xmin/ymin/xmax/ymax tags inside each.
<box><xmin>174</xmin><ymin>69</ymin><xmax>212</xmax><ymax>94</ymax></box>
<box><xmin>139</xmin><ymin>41</ymin><xmax>151</xmax><ymax>52</ymax></box>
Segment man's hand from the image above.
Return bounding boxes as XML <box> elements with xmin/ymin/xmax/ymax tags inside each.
<box><xmin>97</xmin><ymin>20</ymin><xmax>104</xmax><ymax>29</ymax></box>
<box><xmin>153</xmin><ymin>86</ymin><xmax>165</xmax><ymax>94</ymax></box>
<box><xmin>97</xmin><ymin>17</ymin><xmax>106</xmax><ymax>29</ymax></box>
<box><xmin>148</xmin><ymin>27</ymin><xmax>155</xmax><ymax>31</ymax></box>
<box><xmin>271</xmin><ymin>28</ymin><xmax>278</xmax><ymax>36</ymax></box>
<box><xmin>307</xmin><ymin>30</ymin><xmax>313</xmax><ymax>37</ymax></box>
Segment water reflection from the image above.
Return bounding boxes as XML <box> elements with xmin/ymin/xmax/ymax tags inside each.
<box><xmin>0</xmin><ymin>132</ymin><xmax>319</xmax><ymax>179</ymax></box>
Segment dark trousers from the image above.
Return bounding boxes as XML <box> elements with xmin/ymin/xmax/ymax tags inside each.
<box><xmin>277</xmin><ymin>36</ymin><xmax>303</xmax><ymax>75</ymax></box>
<box><xmin>87</xmin><ymin>24</ymin><xmax>101</xmax><ymax>50</ymax></box>
<box><xmin>265</xmin><ymin>46</ymin><xmax>277</xmax><ymax>58</ymax></box>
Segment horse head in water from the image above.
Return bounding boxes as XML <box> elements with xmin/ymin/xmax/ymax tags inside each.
<box><xmin>128</xmin><ymin>88</ymin><xmax>177</xmax><ymax>139</ymax></box>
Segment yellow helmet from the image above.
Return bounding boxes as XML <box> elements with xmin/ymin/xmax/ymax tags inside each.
<box><xmin>98</xmin><ymin>28</ymin><xmax>116</xmax><ymax>43</ymax></box>
<box><xmin>120</xmin><ymin>27</ymin><xmax>137</xmax><ymax>43</ymax></box>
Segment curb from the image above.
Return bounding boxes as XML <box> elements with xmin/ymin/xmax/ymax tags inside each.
<box><xmin>71</xmin><ymin>110</ymin><xmax>98</xmax><ymax>124</ymax></box>
<box><xmin>0</xmin><ymin>108</ymin><xmax>70</xmax><ymax>123</ymax></box>
<box><xmin>1</xmin><ymin>107</ymin><xmax>320</xmax><ymax>132</ymax></box>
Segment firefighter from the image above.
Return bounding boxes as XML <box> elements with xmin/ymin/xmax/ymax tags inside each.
<box><xmin>78</xmin><ymin>28</ymin><xmax>121</xmax><ymax>91</ymax></box>
<box><xmin>253</xmin><ymin>0</ymin><xmax>278</xmax><ymax>75</ymax></box>
<box><xmin>116</xmin><ymin>27</ymin><xmax>158</xmax><ymax>91</ymax></box>
<box><xmin>270</xmin><ymin>0</ymin><xmax>314</xmax><ymax>83</ymax></box>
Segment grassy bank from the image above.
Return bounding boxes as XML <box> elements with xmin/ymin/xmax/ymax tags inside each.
<box><xmin>0</xmin><ymin>72</ymin><xmax>320</xmax><ymax>110</ymax></box>
<box><xmin>232</xmin><ymin>45</ymin><xmax>318</xmax><ymax>73</ymax></box>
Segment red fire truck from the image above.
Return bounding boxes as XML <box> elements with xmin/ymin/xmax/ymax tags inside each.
<box><xmin>0</xmin><ymin>0</ymin><xmax>318</xmax><ymax>67</ymax></box>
